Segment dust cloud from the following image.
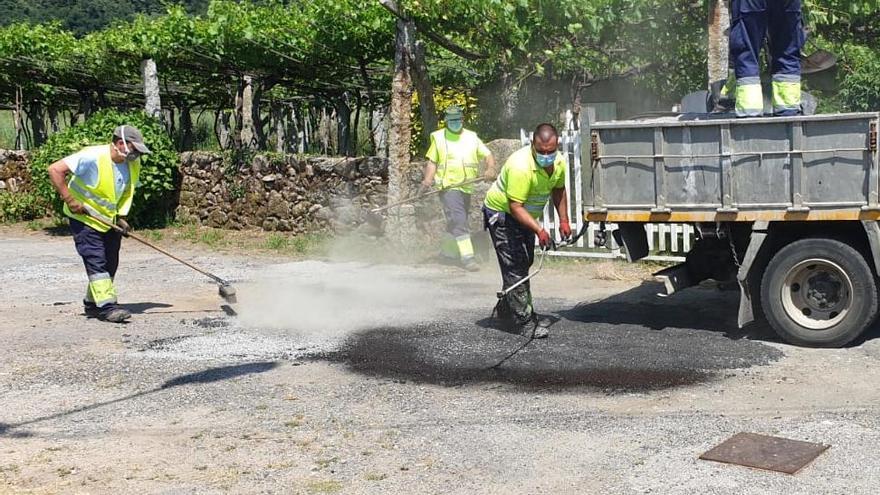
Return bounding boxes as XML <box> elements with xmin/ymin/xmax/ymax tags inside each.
<box><xmin>235</xmin><ymin>260</ymin><xmax>481</xmax><ymax>335</ymax></box>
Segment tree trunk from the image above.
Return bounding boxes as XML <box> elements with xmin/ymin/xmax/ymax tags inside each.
<box><xmin>388</xmin><ymin>18</ymin><xmax>415</xmax><ymax>204</ymax></box>
<box><xmin>179</xmin><ymin>100</ymin><xmax>194</xmax><ymax>151</ymax></box>
<box><xmin>165</xmin><ymin>107</ymin><xmax>176</xmax><ymax>139</ymax></box>
<box><xmin>233</xmin><ymin>80</ymin><xmax>244</xmax><ymax>150</ymax></box>
<box><xmin>353</xmin><ymin>94</ymin><xmax>362</xmax><ymax>156</ymax></box>
<box><xmin>410</xmin><ymin>32</ymin><xmax>437</xmax><ymax>147</ymax></box>
<box><xmin>372</xmin><ymin>105</ymin><xmax>389</xmax><ymax>158</ymax></box>
<box><xmin>13</xmin><ymin>86</ymin><xmax>24</xmax><ymax>150</ymax></box>
<box><xmin>272</xmin><ymin>103</ymin><xmax>286</xmax><ymax>153</ymax></box>
<box><xmin>48</xmin><ymin>106</ymin><xmax>60</xmax><ymax>134</ymax></box>
<box><xmin>319</xmin><ymin>107</ymin><xmax>332</xmax><ymax>155</ymax></box>
<box><xmin>499</xmin><ymin>72</ymin><xmax>520</xmax><ymax>136</ymax></box>
<box><xmin>708</xmin><ymin>0</ymin><xmax>730</xmax><ymax>89</ymax></box>
<box><xmin>78</xmin><ymin>90</ymin><xmax>94</xmax><ymax>121</ymax></box>
<box><xmin>240</xmin><ymin>75</ymin><xmax>259</xmax><ymax>150</ymax></box>
<box><xmin>285</xmin><ymin>105</ymin><xmax>297</xmax><ymax>154</ymax></box>
<box><xmin>336</xmin><ymin>93</ymin><xmax>353</xmax><ymax>156</ymax></box>
<box><xmin>304</xmin><ymin>105</ymin><xmax>312</xmax><ymax>154</ymax></box>
<box><xmin>28</xmin><ymin>100</ymin><xmax>47</xmax><ymax>148</ymax></box>
<box><xmin>214</xmin><ymin>107</ymin><xmax>233</xmax><ymax>150</ymax></box>
<box><xmin>141</xmin><ymin>58</ymin><xmax>162</xmax><ymax>120</ymax></box>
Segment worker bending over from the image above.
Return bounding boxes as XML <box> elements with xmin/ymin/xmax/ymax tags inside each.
<box><xmin>482</xmin><ymin>123</ymin><xmax>570</xmax><ymax>339</ymax></box>
<box><xmin>48</xmin><ymin>125</ymin><xmax>150</xmax><ymax>323</ymax></box>
<box><xmin>730</xmin><ymin>0</ymin><xmax>804</xmax><ymax>116</ymax></box>
<box><xmin>422</xmin><ymin>106</ymin><xmax>496</xmax><ymax>271</ymax></box>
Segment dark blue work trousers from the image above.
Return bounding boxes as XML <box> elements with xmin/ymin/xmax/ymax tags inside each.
<box><xmin>730</xmin><ymin>0</ymin><xmax>804</xmax><ymax>79</ymax></box>
<box><xmin>70</xmin><ymin>218</ymin><xmax>122</xmax><ymax>307</ymax></box>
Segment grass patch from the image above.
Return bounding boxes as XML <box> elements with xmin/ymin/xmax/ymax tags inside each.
<box><xmin>364</xmin><ymin>472</ymin><xmax>387</xmax><ymax>481</ymax></box>
<box><xmin>198</xmin><ymin>228</ymin><xmax>226</xmax><ymax>247</ymax></box>
<box><xmin>306</xmin><ymin>480</ymin><xmax>342</xmax><ymax>494</ymax></box>
<box><xmin>145</xmin><ymin>229</ymin><xmax>164</xmax><ymax>241</ymax></box>
<box><xmin>265</xmin><ymin>233</ymin><xmax>290</xmax><ymax>250</ymax></box>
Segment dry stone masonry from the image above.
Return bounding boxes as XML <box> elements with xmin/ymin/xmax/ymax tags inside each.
<box><xmin>1</xmin><ymin>138</ymin><xmax>523</xmax><ymax>235</ymax></box>
<box><xmin>0</xmin><ymin>150</ymin><xmax>31</xmax><ymax>193</ymax></box>
<box><xmin>176</xmin><ymin>152</ymin><xmax>392</xmax><ymax>233</ymax></box>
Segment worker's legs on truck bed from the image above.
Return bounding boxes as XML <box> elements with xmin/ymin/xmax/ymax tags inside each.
<box><xmin>769</xmin><ymin>0</ymin><xmax>803</xmax><ymax>116</ymax></box>
<box><xmin>730</xmin><ymin>0</ymin><xmax>768</xmax><ymax>117</ymax></box>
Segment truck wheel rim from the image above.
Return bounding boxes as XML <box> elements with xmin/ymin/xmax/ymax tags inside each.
<box><xmin>782</xmin><ymin>258</ymin><xmax>853</xmax><ymax>330</ymax></box>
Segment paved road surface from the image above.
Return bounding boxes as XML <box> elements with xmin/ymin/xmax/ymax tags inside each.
<box><xmin>2</xmin><ymin>229</ymin><xmax>880</xmax><ymax>494</ymax></box>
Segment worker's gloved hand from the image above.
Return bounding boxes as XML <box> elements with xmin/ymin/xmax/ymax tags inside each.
<box><xmin>63</xmin><ymin>196</ymin><xmax>86</xmax><ymax>215</ymax></box>
<box><xmin>559</xmin><ymin>220</ymin><xmax>572</xmax><ymax>241</ymax></box>
<box><xmin>482</xmin><ymin>170</ymin><xmax>497</xmax><ymax>182</ymax></box>
<box><xmin>537</xmin><ymin>229</ymin><xmax>552</xmax><ymax>249</ymax></box>
<box><xmin>116</xmin><ymin>217</ymin><xmax>132</xmax><ymax>235</ymax></box>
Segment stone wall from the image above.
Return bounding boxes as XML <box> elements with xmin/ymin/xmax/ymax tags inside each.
<box><xmin>0</xmin><ymin>137</ymin><xmax>525</xmax><ymax>234</ymax></box>
<box><xmin>176</xmin><ymin>139</ymin><xmax>523</xmax><ymax>234</ymax></box>
<box><xmin>176</xmin><ymin>152</ymin><xmax>392</xmax><ymax>233</ymax></box>
<box><xmin>0</xmin><ymin>150</ymin><xmax>31</xmax><ymax>193</ymax></box>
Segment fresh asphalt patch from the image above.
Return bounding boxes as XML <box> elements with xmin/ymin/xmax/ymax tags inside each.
<box><xmin>320</xmin><ymin>309</ymin><xmax>784</xmax><ymax>392</ymax></box>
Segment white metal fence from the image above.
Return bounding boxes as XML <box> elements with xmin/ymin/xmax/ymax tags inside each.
<box><xmin>520</xmin><ymin>116</ymin><xmax>693</xmax><ymax>262</ymax></box>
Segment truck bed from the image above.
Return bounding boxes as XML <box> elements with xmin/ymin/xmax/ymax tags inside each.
<box><xmin>585</xmin><ymin>112</ymin><xmax>880</xmax><ymax>223</ymax></box>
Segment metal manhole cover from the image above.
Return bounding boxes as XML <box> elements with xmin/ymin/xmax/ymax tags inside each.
<box><xmin>700</xmin><ymin>432</ymin><xmax>830</xmax><ymax>474</ymax></box>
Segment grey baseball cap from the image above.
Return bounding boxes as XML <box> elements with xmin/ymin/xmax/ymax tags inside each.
<box><xmin>113</xmin><ymin>125</ymin><xmax>151</xmax><ymax>154</ymax></box>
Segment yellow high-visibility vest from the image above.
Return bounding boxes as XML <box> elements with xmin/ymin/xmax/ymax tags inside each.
<box><xmin>425</xmin><ymin>128</ymin><xmax>491</xmax><ymax>194</ymax></box>
<box><xmin>63</xmin><ymin>145</ymin><xmax>141</xmax><ymax>232</ymax></box>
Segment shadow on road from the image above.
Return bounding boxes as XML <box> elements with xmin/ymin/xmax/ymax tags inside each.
<box><xmin>560</xmin><ymin>281</ymin><xmax>778</xmax><ymax>342</ymax></box>
<box><xmin>0</xmin><ymin>362</ymin><xmax>279</xmax><ymax>437</ymax></box>
<box><xmin>121</xmin><ymin>302</ymin><xmax>174</xmax><ymax>314</ymax></box>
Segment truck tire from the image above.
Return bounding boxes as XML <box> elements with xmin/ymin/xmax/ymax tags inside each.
<box><xmin>760</xmin><ymin>238</ymin><xmax>878</xmax><ymax>347</ymax></box>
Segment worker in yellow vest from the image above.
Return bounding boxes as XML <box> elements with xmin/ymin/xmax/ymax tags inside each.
<box><xmin>421</xmin><ymin>106</ymin><xmax>496</xmax><ymax>271</ymax></box>
<box><xmin>483</xmin><ymin>123</ymin><xmax>570</xmax><ymax>339</ymax></box>
<box><xmin>47</xmin><ymin>125</ymin><xmax>150</xmax><ymax>323</ymax></box>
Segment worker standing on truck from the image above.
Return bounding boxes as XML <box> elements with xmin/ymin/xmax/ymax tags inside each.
<box><xmin>729</xmin><ymin>0</ymin><xmax>804</xmax><ymax>117</ymax></box>
<box><xmin>47</xmin><ymin>125</ymin><xmax>150</xmax><ymax>323</ymax></box>
<box><xmin>482</xmin><ymin>123</ymin><xmax>570</xmax><ymax>339</ymax></box>
<box><xmin>421</xmin><ymin>106</ymin><xmax>497</xmax><ymax>272</ymax></box>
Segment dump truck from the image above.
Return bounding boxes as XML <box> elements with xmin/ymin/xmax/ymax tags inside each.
<box><xmin>585</xmin><ymin>112</ymin><xmax>880</xmax><ymax>347</ymax></box>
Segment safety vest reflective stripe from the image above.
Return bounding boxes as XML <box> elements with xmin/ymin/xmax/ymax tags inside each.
<box><xmin>735</xmin><ymin>77</ymin><xmax>763</xmax><ymax>117</ymax></box>
<box><xmin>69</xmin><ymin>179</ymin><xmax>117</xmax><ymax>212</ymax></box>
<box><xmin>524</xmin><ymin>203</ymin><xmax>546</xmax><ymax>214</ymax></box>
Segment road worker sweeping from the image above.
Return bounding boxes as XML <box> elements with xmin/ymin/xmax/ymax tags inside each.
<box><xmin>47</xmin><ymin>125</ymin><xmax>150</xmax><ymax>323</ymax></box>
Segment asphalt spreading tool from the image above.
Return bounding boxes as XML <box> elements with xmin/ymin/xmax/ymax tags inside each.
<box><xmin>86</xmin><ymin>211</ymin><xmax>237</xmax><ymax>303</ymax></box>
<box><xmin>495</xmin><ymin>222</ymin><xmax>590</xmax><ymax>300</ymax></box>
<box><xmin>364</xmin><ymin>177</ymin><xmax>485</xmax><ymax>228</ymax></box>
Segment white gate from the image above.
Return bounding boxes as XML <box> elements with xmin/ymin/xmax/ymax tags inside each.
<box><xmin>520</xmin><ymin>117</ymin><xmax>693</xmax><ymax>262</ymax></box>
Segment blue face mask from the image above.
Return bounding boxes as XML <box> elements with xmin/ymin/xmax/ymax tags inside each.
<box><xmin>535</xmin><ymin>151</ymin><xmax>556</xmax><ymax>168</ymax></box>
<box><xmin>446</xmin><ymin>120</ymin><xmax>463</xmax><ymax>133</ymax></box>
